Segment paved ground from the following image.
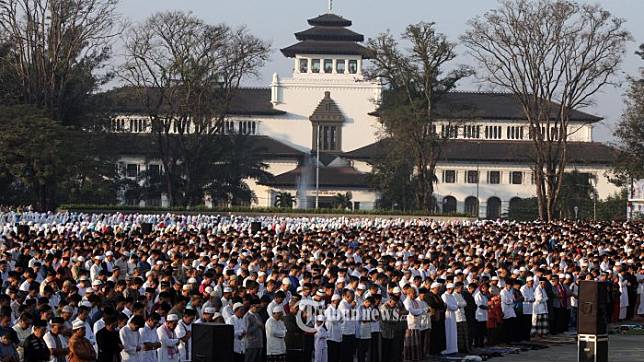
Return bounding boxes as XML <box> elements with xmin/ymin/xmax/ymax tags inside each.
<box><xmin>514</xmin><ymin>335</ymin><xmax>644</xmax><ymax>362</ymax></box>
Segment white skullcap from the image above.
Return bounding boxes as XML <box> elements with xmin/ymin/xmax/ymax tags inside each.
<box><xmin>233</xmin><ymin>302</ymin><xmax>244</xmax><ymax>311</ymax></box>
<box><xmin>272</xmin><ymin>306</ymin><xmax>284</xmax><ymax>314</ymax></box>
<box><xmin>166</xmin><ymin>314</ymin><xmax>179</xmax><ymax>322</ymax></box>
<box><xmin>223</xmin><ymin>287</ymin><xmax>232</xmax><ymax>293</ymax></box>
<box><xmin>62</xmin><ymin>306</ymin><xmax>74</xmax><ymax>313</ymax></box>
<box><xmin>446</xmin><ymin>283</ymin><xmax>455</xmax><ymax>289</ymax></box>
<box><xmin>392</xmin><ymin>287</ymin><xmax>402</xmax><ymax>294</ymax></box>
<box><xmin>72</xmin><ymin>320</ymin><xmax>85</xmax><ymax>330</ymax></box>
<box><xmin>282</xmin><ymin>277</ymin><xmax>291</xmax><ymax>285</ymax></box>
<box><xmin>491</xmin><ymin>276</ymin><xmax>499</xmax><ymax>281</ymax></box>
<box><xmin>316</xmin><ymin>315</ymin><xmax>325</xmax><ymax>322</ymax></box>
<box><xmin>188</xmin><ymin>278</ymin><xmax>197</xmax><ymax>284</ymax></box>
<box><xmin>430</xmin><ymin>282</ymin><xmax>441</xmax><ymax>289</ymax></box>
<box><xmin>204</xmin><ymin>307</ymin><xmax>216</xmax><ymax>314</ymax></box>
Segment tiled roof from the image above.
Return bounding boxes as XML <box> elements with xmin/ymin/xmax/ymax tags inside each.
<box><xmin>107</xmin><ymin>134</ymin><xmax>304</xmax><ymax>159</ymax></box>
<box><xmin>307</xmin><ymin>13</ymin><xmax>352</xmax><ymax>27</ymax></box>
<box><xmin>99</xmin><ymin>87</ymin><xmax>285</xmax><ymax>116</ymax></box>
<box><xmin>281</xmin><ymin>40</ymin><xmax>372</xmax><ymax>58</ymax></box>
<box><xmin>430</xmin><ymin>92</ymin><xmax>602</xmax><ymax>122</ymax></box>
<box><xmin>295</xmin><ymin>26</ymin><xmax>364</xmax><ymax>42</ymax></box>
<box><xmin>261</xmin><ymin>166</ymin><xmax>369</xmax><ymax>188</ymax></box>
<box><xmin>310</xmin><ymin>91</ymin><xmax>345</xmax><ymax>123</ymax></box>
<box><xmin>344</xmin><ymin>140</ymin><xmax>618</xmax><ymax>164</ymax></box>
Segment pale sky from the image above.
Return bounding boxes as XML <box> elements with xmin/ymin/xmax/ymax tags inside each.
<box><xmin>115</xmin><ymin>0</ymin><xmax>644</xmax><ymax>142</ymax></box>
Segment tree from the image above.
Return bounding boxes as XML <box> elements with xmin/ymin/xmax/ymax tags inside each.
<box><xmin>333</xmin><ymin>192</ymin><xmax>353</xmax><ymax>210</ymax></box>
<box><xmin>557</xmin><ymin>171</ymin><xmax>594</xmax><ymax>219</ymax></box>
<box><xmin>366</xmin><ymin>22</ymin><xmax>472</xmax><ymax>211</ymax></box>
<box><xmin>203</xmin><ymin>135</ymin><xmax>271</xmax><ymax>207</ymax></box>
<box><xmin>0</xmin><ymin>0</ymin><xmax>121</xmax><ymax>125</ymax></box>
<box><xmin>120</xmin><ymin>11</ymin><xmax>270</xmax><ymax>206</ymax></box>
<box><xmin>614</xmin><ymin>44</ymin><xmax>644</xmax><ymax>182</ymax></box>
<box><xmin>369</xmin><ymin>144</ymin><xmax>417</xmax><ymax>210</ymax></box>
<box><xmin>274</xmin><ymin>192</ymin><xmax>295</xmax><ymax>209</ymax></box>
<box><xmin>462</xmin><ymin>0</ymin><xmax>630</xmax><ymax>221</ymax></box>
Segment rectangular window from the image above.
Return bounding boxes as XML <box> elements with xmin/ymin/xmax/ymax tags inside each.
<box><xmin>299</xmin><ymin>58</ymin><xmax>308</xmax><ymax>73</ymax></box>
<box><xmin>348</xmin><ymin>60</ymin><xmax>358</xmax><ymax>74</ymax></box>
<box><xmin>467</xmin><ymin>170</ymin><xmax>479</xmax><ymax>184</ymax></box>
<box><xmin>148</xmin><ymin>164</ymin><xmax>160</xmax><ymax>183</ymax></box>
<box><xmin>312</xmin><ymin>59</ymin><xmax>320</xmax><ymax>73</ymax></box>
<box><xmin>336</xmin><ymin>59</ymin><xmax>346</xmax><ymax>74</ymax></box>
<box><xmin>443</xmin><ymin>170</ymin><xmax>456</xmax><ymax>183</ymax></box>
<box><xmin>330</xmin><ymin>126</ymin><xmax>336</xmax><ymax>150</ymax></box>
<box><xmin>126</xmin><ymin>164</ymin><xmax>138</xmax><ymax>178</ymax></box>
<box><xmin>324</xmin><ymin>59</ymin><xmax>333</xmax><ymax>73</ymax></box>
<box><xmin>511</xmin><ymin>171</ymin><xmax>523</xmax><ymax>184</ymax></box>
<box><xmin>488</xmin><ymin>171</ymin><xmax>500</xmax><ymax>184</ymax></box>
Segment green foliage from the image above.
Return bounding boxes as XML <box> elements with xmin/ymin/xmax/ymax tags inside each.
<box><xmin>506</xmin><ymin>198</ymin><xmax>539</xmax><ymax>221</ymax></box>
<box><xmin>58</xmin><ymin>204</ymin><xmax>470</xmax><ymax>217</ymax></box>
<box><xmin>274</xmin><ymin>192</ymin><xmax>295</xmax><ymax>208</ymax></box>
<box><xmin>333</xmin><ymin>192</ymin><xmax>353</xmax><ymax>209</ymax></box>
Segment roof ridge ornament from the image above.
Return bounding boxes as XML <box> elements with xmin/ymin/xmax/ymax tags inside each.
<box><xmin>328</xmin><ymin>0</ymin><xmax>333</xmax><ymax>13</ymax></box>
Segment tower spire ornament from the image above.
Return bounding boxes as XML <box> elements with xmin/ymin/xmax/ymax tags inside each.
<box><xmin>328</xmin><ymin>0</ymin><xmax>333</xmax><ymax>13</ymax></box>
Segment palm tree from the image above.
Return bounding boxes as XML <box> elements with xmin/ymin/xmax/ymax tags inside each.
<box><xmin>274</xmin><ymin>192</ymin><xmax>295</xmax><ymax>208</ymax></box>
<box><xmin>333</xmin><ymin>192</ymin><xmax>353</xmax><ymax>210</ymax></box>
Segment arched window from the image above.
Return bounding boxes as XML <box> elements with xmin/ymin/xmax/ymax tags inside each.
<box><xmin>486</xmin><ymin>197</ymin><xmax>502</xmax><ymax>219</ymax></box>
<box><xmin>442</xmin><ymin>196</ymin><xmax>457</xmax><ymax>214</ymax></box>
<box><xmin>464</xmin><ymin>197</ymin><xmax>479</xmax><ymax>217</ymax></box>
<box><xmin>509</xmin><ymin>197</ymin><xmax>522</xmax><ymax>213</ymax></box>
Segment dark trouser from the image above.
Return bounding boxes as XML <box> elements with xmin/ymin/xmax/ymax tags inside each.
<box><xmin>502</xmin><ymin>317</ymin><xmax>516</xmax><ymax>344</ymax></box>
<box><xmin>303</xmin><ymin>334</ymin><xmax>314</xmax><ymax>362</ymax></box>
<box><xmin>357</xmin><ymin>338</ymin><xmax>370</xmax><ymax>362</ymax></box>
<box><xmin>521</xmin><ymin>314</ymin><xmax>532</xmax><ymax>341</ymax></box>
<box><xmin>429</xmin><ymin>319</ymin><xmax>446</xmax><ymax>354</ymax></box>
<box><xmin>381</xmin><ymin>337</ymin><xmax>393</xmax><ymax>362</ymax></box>
<box><xmin>328</xmin><ymin>340</ymin><xmax>341</xmax><ymax>362</ymax></box>
<box><xmin>341</xmin><ymin>334</ymin><xmax>356</xmax><ymax>362</ymax></box>
<box><xmin>467</xmin><ymin>320</ymin><xmax>477</xmax><ymax>349</ymax></box>
<box><xmin>474</xmin><ymin>321</ymin><xmax>487</xmax><ymax>348</ymax></box>
<box><xmin>553</xmin><ymin>308</ymin><xmax>568</xmax><ymax>334</ymax></box>
<box><xmin>286</xmin><ymin>349</ymin><xmax>302</xmax><ymax>362</ymax></box>
<box><xmin>370</xmin><ymin>332</ymin><xmax>381</xmax><ymax>362</ymax></box>
<box><xmin>245</xmin><ymin>348</ymin><xmax>262</xmax><ymax>362</ymax></box>
<box><xmin>234</xmin><ymin>353</ymin><xmax>245</xmax><ymax>362</ymax></box>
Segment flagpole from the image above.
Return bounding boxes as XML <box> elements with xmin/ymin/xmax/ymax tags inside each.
<box><xmin>316</xmin><ymin>123</ymin><xmax>320</xmax><ymax>209</ymax></box>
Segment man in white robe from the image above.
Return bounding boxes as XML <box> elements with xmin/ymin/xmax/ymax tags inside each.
<box><xmin>441</xmin><ymin>283</ymin><xmax>458</xmax><ymax>355</ymax></box>
<box><xmin>175</xmin><ymin>309</ymin><xmax>195</xmax><ymax>362</ymax></box>
<box><xmin>226</xmin><ymin>303</ymin><xmax>246</xmax><ymax>362</ymax></box>
<box><xmin>520</xmin><ymin>277</ymin><xmax>535</xmax><ymax>341</ymax></box>
<box><xmin>120</xmin><ymin>315</ymin><xmax>143</xmax><ymax>361</ymax></box>
<box><xmin>157</xmin><ymin>314</ymin><xmax>183</xmax><ymax>362</ymax></box>
<box><xmin>139</xmin><ymin>313</ymin><xmax>161</xmax><ymax>362</ymax></box>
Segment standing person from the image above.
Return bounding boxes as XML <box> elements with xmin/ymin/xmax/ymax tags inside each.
<box><xmin>96</xmin><ymin>315</ymin><xmax>122</xmax><ymax>362</ymax></box>
<box><xmin>156</xmin><ymin>315</ymin><xmax>182</xmax><ymax>362</ymax></box>
<box><xmin>324</xmin><ymin>295</ymin><xmax>342</xmax><ymax>362</ymax></box>
<box><xmin>338</xmin><ymin>290</ymin><xmax>357</xmax><ymax>362</ymax></box>
<box><xmin>175</xmin><ymin>310</ymin><xmax>195</xmax><ymax>362</ymax></box>
<box><xmin>0</xmin><ymin>333</ymin><xmax>18</xmax><ymax>362</ymax></box>
<box><xmin>567</xmin><ymin>277</ymin><xmax>579</xmax><ymax>330</ymax></box>
<box><xmin>244</xmin><ymin>299</ymin><xmax>264</xmax><ymax>362</ymax></box>
<box><xmin>23</xmin><ymin>319</ymin><xmax>51</xmax><ymax>362</ymax></box>
<box><xmin>415</xmin><ymin>289</ymin><xmax>431</xmax><ymax>359</ymax></box>
<box><xmin>44</xmin><ymin>317</ymin><xmax>68</xmax><ymax>362</ymax></box>
<box><xmin>379</xmin><ymin>295</ymin><xmax>402</xmax><ymax>362</ymax></box>
<box><xmin>520</xmin><ymin>277</ymin><xmax>535</xmax><ymax>341</ymax></box>
<box><xmin>473</xmin><ymin>284</ymin><xmax>489</xmax><ymax>348</ymax></box>
<box><xmin>120</xmin><ymin>316</ymin><xmax>144</xmax><ymax>362</ymax></box>
<box><xmin>139</xmin><ymin>314</ymin><xmax>161</xmax><ymax>362</ymax></box>
<box><xmin>402</xmin><ymin>287</ymin><xmax>424</xmax><ymax>362</ymax></box>
<box><xmin>441</xmin><ymin>284</ymin><xmax>458</xmax><ymax>355</ymax></box>
<box><xmin>426</xmin><ymin>283</ymin><xmax>446</xmax><ymax>355</ymax></box>
<box><xmin>500</xmin><ymin>281</ymin><xmax>517</xmax><ymax>344</ymax></box>
<box><xmin>266</xmin><ymin>307</ymin><xmax>287</xmax><ymax>362</ymax></box>
<box><xmin>462</xmin><ymin>283</ymin><xmax>477</xmax><ymax>351</ymax></box>
<box><xmin>551</xmin><ymin>276</ymin><xmax>569</xmax><ymax>333</ymax></box>
<box><xmin>227</xmin><ymin>303</ymin><xmax>246</xmax><ymax>362</ymax></box>
<box><xmin>314</xmin><ymin>315</ymin><xmax>328</xmax><ymax>362</ymax></box>
<box><xmin>68</xmin><ymin>320</ymin><xmax>97</xmax><ymax>362</ymax></box>
<box><xmin>532</xmin><ymin>278</ymin><xmax>549</xmax><ymax>338</ymax></box>
<box><xmin>356</xmin><ymin>297</ymin><xmax>373</xmax><ymax>362</ymax></box>
<box><xmin>453</xmin><ymin>283</ymin><xmax>469</xmax><ymax>354</ymax></box>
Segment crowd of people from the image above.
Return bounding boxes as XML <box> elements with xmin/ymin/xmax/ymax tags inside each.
<box><xmin>0</xmin><ymin>211</ymin><xmax>642</xmax><ymax>362</ymax></box>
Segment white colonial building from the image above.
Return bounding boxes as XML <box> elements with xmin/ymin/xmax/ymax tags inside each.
<box><xmin>107</xmin><ymin>11</ymin><xmax>620</xmax><ymax>218</ymax></box>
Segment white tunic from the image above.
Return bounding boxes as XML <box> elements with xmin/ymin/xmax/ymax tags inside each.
<box><xmin>157</xmin><ymin>324</ymin><xmax>180</xmax><ymax>362</ymax></box>
<box><xmin>139</xmin><ymin>324</ymin><xmax>160</xmax><ymax>362</ymax></box>
<box><xmin>174</xmin><ymin>320</ymin><xmax>192</xmax><ymax>362</ymax></box>
<box><xmin>265</xmin><ymin>317</ymin><xmax>287</xmax><ymax>356</ymax></box>
<box><xmin>43</xmin><ymin>332</ymin><xmax>68</xmax><ymax>362</ymax></box>
<box><xmin>500</xmin><ymin>288</ymin><xmax>516</xmax><ymax>319</ymax></box>
<box><xmin>441</xmin><ymin>292</ymin><xmax>458</xmax><ymax>355</ymax></box>
<box><xmin>120</xmin><ymin>326</ymin><xmax>142</xmax><ymax>361</ymax></box>
<box><xmin>324</xmin><ymin>305</ymin><xmax>343</xmax><ymax>343</ymax></box>
<box><xmin>533</xmin><ymin>286</ymin><xmax>548</xmax><ymax>315</ymax></box>
<box><xmin>520</xmin><ymin>285</ymin><xmax>535</xmax><ymax>315</ymax></box>
<box><xmin>314</xmin><ymin>325</ymin><xmax>328</xmax><ymax>362</ymax></box>
<box><xmin>474</xmin><ymin>290</ymin><xmax>488</xmax><ymax>322</ymax></box>
<box><xmin>637</xmin><ymin>282</ymin><xmax>644</xmax><ymax>315</ymax></box>
<box><xmin>227</xmin><ymin>315</ymin><xmax>246</xmax><ymax>354</ymax></box>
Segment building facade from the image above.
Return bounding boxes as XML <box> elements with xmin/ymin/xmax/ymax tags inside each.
<box><xmin>107</xmin><ymin>11</ymin><xmax>620</xmax><ymax>217</ymax></box>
